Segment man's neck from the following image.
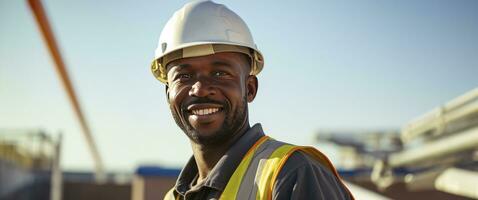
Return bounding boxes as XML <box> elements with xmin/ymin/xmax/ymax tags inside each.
<box><xmin>190</xmin><ymin>123</ymin><xmax>251</xmax><ymax>184</ymax></box>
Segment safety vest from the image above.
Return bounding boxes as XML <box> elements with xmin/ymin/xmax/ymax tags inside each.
<box><xmin>164</xmin><ymin>136</ymin><xmax>354</xmax><ymax>200</ymax></box>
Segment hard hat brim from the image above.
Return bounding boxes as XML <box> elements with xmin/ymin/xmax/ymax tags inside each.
<box><xmin>151</xmin><ymin>42</ymin><xmax>264</xmax><ymax>84</ymax></box>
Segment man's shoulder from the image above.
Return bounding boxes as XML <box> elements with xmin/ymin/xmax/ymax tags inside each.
<box><xmin>263</xmin><ymin>139</ymin><xmax>332</xmax><ymax>174</ymax></box>
<box><xmin>272</xmin><ymin>150</ymin><xmax>352</xmax><ymax>199</ymax></box>
<box><xmin>280</xmin><ymin>150</ymin><xmax>333</xmax><ymax>176</ymax></box>
<box><xmin>258</xmin><ymin>138</ymin><xmax>346</xmax><ymax>185</ymax></box>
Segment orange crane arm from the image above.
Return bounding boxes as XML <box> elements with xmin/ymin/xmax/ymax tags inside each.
<box><xmin>27</xmin><ymin>0</ymin><xmax>105</xmax><ymax>181</ymax></box>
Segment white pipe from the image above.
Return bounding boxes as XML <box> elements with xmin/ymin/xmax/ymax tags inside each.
<box><xmin>401</xmin><ymin>87</ymin><xmax>478</xmax><ymax>142</ymax></box>
<box><xmin>389</xmin><ymin>126</ymin><xmax>478</xmax><ymax>167</ymax></box>
<box><xmin>344</xmin><ymin>181</ymin><xmax>391</xmax><ymax>200</ymax></box>
<box><xmin>435</xmin><ymin>168</ymin><xmax>478</xmax><ymax>199</ymax></box>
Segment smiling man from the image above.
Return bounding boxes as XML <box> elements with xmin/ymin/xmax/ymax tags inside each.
<box><xmin>150</xmin><ymin>1</ymin><xmax>353</xmax><ymax>200</ymax></box>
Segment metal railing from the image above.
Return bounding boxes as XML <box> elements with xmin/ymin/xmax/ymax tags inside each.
<box><xmin>0</xmin><ymin>130</ymin><xmax>54</xmax><ymax>169</ymax></box>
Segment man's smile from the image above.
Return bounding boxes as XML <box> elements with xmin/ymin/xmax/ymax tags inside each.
<box><xmin>187</xmin><ymin>103</ymin><xmax>224</xmax><ymax>114</ymax></box>
<box><xmin>191</xmin><ymin>108</ymin><xmax>220</xmax><ymax>115</ymax></box>
<box><xmin>186</xmin><ymin>103</ymin><xmax>225</xmax><ymax>124</ymax></box>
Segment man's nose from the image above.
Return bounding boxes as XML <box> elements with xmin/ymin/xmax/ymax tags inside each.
<box><xmin>189</xmin><ymin>78</ymin><xmax>217</xmax><ymax>97</ymax></box>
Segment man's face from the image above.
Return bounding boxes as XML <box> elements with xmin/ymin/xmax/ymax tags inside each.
<box><xmin>166</xmin><ymin>52</ymin><xmax>257</xmax><ymax>146</ymax></box>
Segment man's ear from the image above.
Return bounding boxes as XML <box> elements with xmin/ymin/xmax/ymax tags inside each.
<box><xmin>246</xmin><ymin>75</ymin><xmax>258</xmax><ymax>103</ymax></box>
<box><xmin>165</xmin><ymin>84</ymin><xmax>170</xmax><ymax>103</ymax></box>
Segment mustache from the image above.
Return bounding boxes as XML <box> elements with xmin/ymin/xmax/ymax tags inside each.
<box><xmin>181</xmin><ymin>97</ymin><xmax>227</xmax><ymax>110</ymax></box>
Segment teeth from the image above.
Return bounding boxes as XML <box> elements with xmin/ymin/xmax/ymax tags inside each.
<box><xmin>192</xmin><ymin>108</ymin><xmax>220</xmax><ymax>116</ymax></box>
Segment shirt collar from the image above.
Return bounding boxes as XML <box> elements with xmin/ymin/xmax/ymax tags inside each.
<box><xmin>175</xmin><ymin>123</ymin><xmax>265</xmax><ymax>194</ymax></box>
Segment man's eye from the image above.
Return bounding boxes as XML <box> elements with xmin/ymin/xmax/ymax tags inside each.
<box><xmin>177</xmin><ymin>74</ymin><xmax>192</xmax><ymax>79</ymax></box>
<box><xmin>213</xmin><ymin>71</ymin><xmax>227</xmax><ymax>77</ymax></box>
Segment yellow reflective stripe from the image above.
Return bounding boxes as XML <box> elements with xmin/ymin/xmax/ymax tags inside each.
<box><xmin>220</xmin><ymin>136</ymin><xmax>270</xmax><ymax>200</ymax></box>
<box><xmin>163</xmin><ymin>187</ymin><xmax>177</xmax><ymax>200</ymax></box>
<box><xmin>256</xmin><ymin>144</ymin><xmax>295</xmax><ymax>200</ymax></box>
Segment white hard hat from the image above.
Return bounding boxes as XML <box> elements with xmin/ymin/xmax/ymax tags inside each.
<box><xmin>151</xmin><ymin>0</ymin><xmax>264</xmax><ymax>83</ymax></box>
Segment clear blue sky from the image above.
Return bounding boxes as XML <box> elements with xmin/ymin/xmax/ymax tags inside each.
<box><xmin>1</xmin><ymin>0</ymin><xmax>477</xmax><ymax>171</ymax></box>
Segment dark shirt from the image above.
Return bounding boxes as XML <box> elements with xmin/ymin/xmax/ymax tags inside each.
<box><xmin>172</xmin><ymin>124</ymin><xmax>351</xmax><ymax>200</ymax></box>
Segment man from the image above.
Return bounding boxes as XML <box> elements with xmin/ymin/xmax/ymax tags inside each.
<box><xmin>150</xmin><ymin>1</ymin><xmax>354</xmax><ymax>199</ymax></box>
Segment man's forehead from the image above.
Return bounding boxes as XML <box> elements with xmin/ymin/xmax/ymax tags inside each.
<box><xmin>166</xmin><ymin>52</ymin><xmax>250</xmax><ymax>71</ymax></box>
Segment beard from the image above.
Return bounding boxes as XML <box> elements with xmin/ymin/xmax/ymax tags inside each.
<box><xmin>170</xmin><ymin>96</ymin><xmax>248</xmax><ymax>146</ymax></box>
